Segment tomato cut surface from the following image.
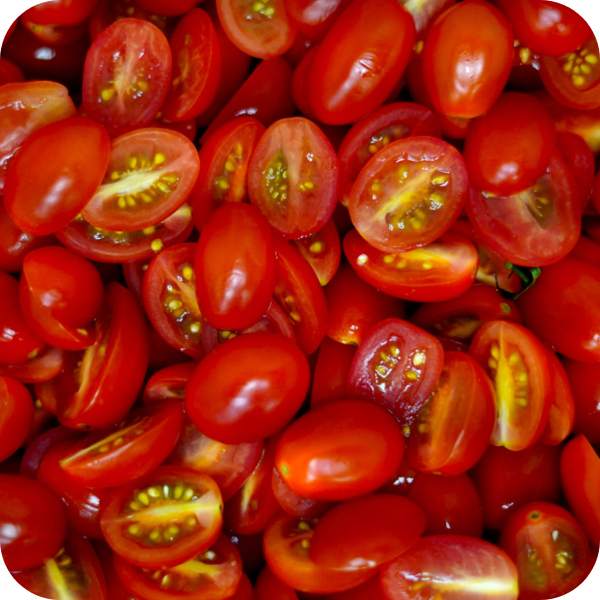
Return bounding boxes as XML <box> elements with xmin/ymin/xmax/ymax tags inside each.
<box><xmin>348</xmin><ymin>136</ymin><xmax>469</xmax><ymax>253</ymax></box>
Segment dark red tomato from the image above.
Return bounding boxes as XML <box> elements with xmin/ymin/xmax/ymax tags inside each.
<box><xmin>380</xmin><ymin>535</ymin><xmax>519</xmax><ymax>599</ymax></box>
<box><xmin>272</xmin><ymin>237</ymin><xmax>328</xmax><ymax>355</ymax></box>
<box><xmin>463</xmin><ymin>92</ymin><xmax>555</xmax><ymax>197</ymax></box>
<box><xmin>408</xmin><ymin>473</ymin><xmax>483</xmax><ymax>538</ymax></box>
<box><xmin>325</xmin><ymin>577</ymin><xmax>389</xmax><ymax>600</ymax></box>
<box><xmin>271</xmin><ymin>468</ymin><xmax>332</xmax><ymax>520</ymax></box>
<box><xmin>407</xmin><ymin>351</ymin><xmax>496</xmax><ymax>476</ymax></box>
<box><xmin>348</xmin><ymin>136</ymin><xmax>469</xmax><ymax>253</ymax></box>
<box><xmin>0</xmin><ymin>58</ymin><xmax>24</xmax><ymax>85</ymax></box>
<box><xmin>325</xmin><ymin>261</ymin><xmax>405</xmax><ymax>346</ymax></box>
<box><xmin>469</xmin><ymin>321</ymin><xmax>552</xmax><ymax>452</ymax></box>
<box><xmin>114</xmin><ymin>533</ymin><xmax>242</xmax><ymax>600</ymax></box>
<box><xmin>168</xmin><ymin>417</ymin><xmax>263</xmax><ymax>502</ymax></box>
<box><xmin>255</xmin><ymin>565</ymin><xmax>299</xmax><ymax>599</ymax></box>
<box><xmin>561</xmin><ymin>434</ymin><xmax>600</xmax><ymax>545</ymax></box>
<box><xmin>411</xmin><ymin>284</ymin><xmax>521</xmax><ymax>344</ymax></box>
<box><xmin>81</xmin><ymin>128</ymin><xmax>199</xmax><ymax>233</ymax></box>
<box><xmin>0</xmin><ymin>346</ymin><xmax>64</xmax><ymax>385</ymax></box>
<box><xmin>290</xmin><ymin>43</ymin><xmax>320</xmax><ymax>120</ymax></box>
<box><xmin>517</xmin><ymin>256</ymin><xmax>600</xmax><ymax>362</ymax></box>
<box><xmin>200</xmin><ymin>57</ymin><xmax>295</xmax><ymax>144</ymax></box>
<box><xmin>195</xmin><ymin>203</ymin><xmax>275</xmax><ymax>331</ymax></box>
<box><xmin>399</xmin><ymin>0</ymin><xmax>455</xmax><ymax>38</ymax></box>
<box><xmin>135</xmin><ymin>0</ymin><xmax>200</xmax><ymax>16</ymax></box>
<box><xmin>94</xmin><ymin>541</ymin><xmax>137</xmax><ymax>600</ymax></box>
<box><xmin>59</xmin><ymin>400</ymin><xmax>183</xmax><ymax>488</ymax></box>
<box><xmin>0</xmin><ymin>270</ymin><xmax>46</xmax><ymax>366</ymax></box>
<box><xmin>161</xmin><ymin>8</ymin><xmax>220</xmax><ymax>122</ymax></box>
<box><xmin>286</xmin><ymin>0</ymin><xmax>352</xmax><ymax>40</ymax></box>
<box><xmin>19</xmin><ymin>246</ymin><xmax>105</xmax><ymax>351</ymax></box>
<box><xmin>20</xmin><ymin>16</ymin><xmax>89</xmax><ymax>46</ymax></box>
<box><xmin>0</xmin><ymin>474</ymin><xmax>67</xmax><ymax>571</ymax></box>
<box><xmin>192</xmin><ymin>116</ymin><xmax>265</xmax><ymax>231</ymax></box>
<box><xmin>186</xmin><ymin>332</ymin><xmax>310</xmax><ymax>444</ymax></box>
<box><xmin>22</xmin><ymin>0</ymin><xmax>100</xmax><ymax>26</ymax></box>
<box><xmin>568</xmin><ymin>235</ymin><xmax>600</xmax><ymax>270</ymax></box>
<box><xmin>310</xmin><ymin>494</ymin><xmax>426</xmax><ymax>570</ymax></box>
<box><xmin>143</xmin><ymin>362</ymin><xmax>196</xmax><ymax>404</ymax></box>
<box><xmin>3</xmin><ymin>117</ymin><xmax>110</xmax><ymax>236</ymax></box>
<box><xmin>337</xmin><ymin>101</ymin><xmax>441</xmax><ymax>206</ymax></box>
<box><xmin>344</xmin><ymin>229</ymin><xmax>478</xmax><ymax>303</ymax></box>
<box><xmin>539</xmin><ymin>35</ymin><xmax>600</xmax><ymax>110</ymax></box>
<box><xmin>12</xmin><ymin>533</ymin><xmax>107</xmax><ymax>600</ymax></box>
<box><xmin>422</xmin><ymin>0</ymin><xmax>513</xmax><ymax>118</ymax></box>
<box><xmin>82</xmin><ymin>18</ymin><xmax>172</xmax><ymax>136</ymax></box>
<box><xmin>347</xmin><ymin>318</ymin><xmax>444</xmax><ymax>428</ymax></box>
<box><xmin>275</xmin><ymin>399</ymin><xmax>405</xmax><ymax>501</ymax></box>
<box><xmin>307</xmin><ymin>0</ymin><xmax>415</xmax><ymax>125</ymax></box>
<box><xmin>496</xmin><ymin>0</ymin><xmax>591</xmax><ymax>57</ymax></box>
<box><xmin>562</xmin><ymin>358</ymin><xmax>600</xmax><ymax>445</ymax></box>
<box><xmin>143</xmin><ymin>243</ymin><xmax>204</xmax><ymax>360</ymax></box>
<box><xmin>556</xmin><ymin>131</ymin><xmax>594</xmax><ymax>210</ymax></box>
<box><xmin>469</xmin><ymin>443</ymin><xmax>562</xmax><ymax>532</ymax></box>
<box><xmin>466</xmin><ymin>151</ymin><xmax>580</xmax><ymax>267</ymax></box>
<box><xmin>263</xmin><ymin>512</ymin><xmax>376</xmax><ymax>594</ymax></box>
<box><xmin>248</xmin><ymin>117</ymin><xmax>339</xmax><ymax>239</ymax></box>
<box><xmin>101</xmin><ymin>466</ymin><xmax>222</xmax><ymax>569</ymax></box>
<box><xmin>57</xmin><ymin>202</ymin><xmax>194</xmax><ymax>263</ymax></box>
<box><xmin>0</xmin><ymin>376</ymin><xmax>34</xmax><ymax>463</ymax></box>
<box><xmin>47</xmin><ymin>283</ymin><xmax>149</xmax><ymax>430</ymax></box>
<box><xmin>501</xmin><ymin>501</ymin><xmax>591</xmax><ymax>600</ymax></box>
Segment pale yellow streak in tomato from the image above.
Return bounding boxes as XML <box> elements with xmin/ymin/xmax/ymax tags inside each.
<box><xmin>46</xmin><ymin>559</ymin><xmax>76</xmax><ymax>600</ymax></box>
<box><xmin>95</xmin><ymin>168</ymin><xmax>172</xmax><ymax>202</ymax></box>
<box><xmin>402</xmin><ymin>248</ymin><xmax>450</xmax><ymax>270</ymax></box>
<box><xmin>425</xmin><ymin>576</ymin><xmax>519</xmax><ymax>596</ymax></box>
<box><xmin>373</xmin><ymin>167</ymin><xmax>433</xmax><ymax>222</ymax></box>
<box><xmin>172</xmin><ymin>558</ymin><xmax>221</xmax><ymax>578</ymax></box>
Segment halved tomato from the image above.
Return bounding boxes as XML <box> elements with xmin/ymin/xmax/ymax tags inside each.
<box><xmin>143</xmin><ymin>362</ymin><xmax>196</xmax><ymax>404</ymax></box>
<box><xmin>0</xmin><ymin>346</ymin><xmax>64</xmax><ymax>385</ymax></box>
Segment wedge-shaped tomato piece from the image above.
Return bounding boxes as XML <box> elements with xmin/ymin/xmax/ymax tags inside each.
<box><xmin>348</xmin><ymin>318</ymin><xmax>444</xmax><ymax>427</ymax></box>
<box><xmin>263</xmin><ymin>512</ymin><xmax>377</xmax><ymax>594</ymax></box>
<box><xmin>469</xmin><ymin>321</ymin><xmax>552</xmax><ymax>452</ymax></box>
<box><xmin>143</xmin><ymin>362</ymin><xmax>197</xmax><ymax>404</ymax></box>
<box><xmin>381</xmin><ymin>535</ymin><xmax>519</xmax><ymax>600</ymax></box>
<box><xmin>0</xmin><ymin>346</ymin><xmax>64</xmax><ymax>384</ymax></box>
<box><xmin>407</xmin><ymin>351</ymin><xmax>496</xmax><ymax>476</ymax></box>
<box><xmin>101</xmin><ymin>466</ymin><xmax>223</xmax><ymax>569</ymax></box>
<box><xmin>82</xmin><ymin>128</ymin><xmax>199</xmax><ymax>232</ymax></box>
<box><xmin>349</xmin><ymin>136</ymin><xmax>468</xmax><ymax>253</ymax></box>
<box><xmin>344</xmin><ymin>229</ymin><xmax>478</xmax><ymax>302</ymax></box>
<box><xmin>59</xmin><ymin>400</ymin><xmax>184</xmax><ymax>488</ymax></box>
<box><xmin>82</xmin><ymin>18</ymin><xmax>172</xmax><ymax>136</ymax></box>
<box><xmin>114</xmin><ymin>533</ymin><xmax>242</xmax><ymax>600</ymax></box>
<box><xmin>0</xmin><ymin>377</ymin><xmax>34</xmax><ymax>463</ymax></box>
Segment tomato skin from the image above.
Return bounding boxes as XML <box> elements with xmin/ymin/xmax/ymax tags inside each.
<box><xmin>22</xmin><ymin>0</ymin><xmax>100</xmax><ymax>27</ymax></box>
<box><xmin>556</xmin><ymin>131</ymin><xmax>595</xmax><ymax>211</ymax></box>
<box><xmin>0</xmin><ymin>376</ymin><xmax>34</xmax><ymax>463</ymax></box>
<box><xmin>463</xmin><ymin>92</ymin><xmax>555</xmax><ymax>197</ymax></box>
<box><xmin>186</xmin><ymin>332</ymin><xmax>310</xmax><ymax>445</ymax></box>
<box><xmin>0</xmin><ymin>474</ymin><xmax>67</xmax><ymax>571</ymax></box>
<box><xmin>0</xmin><ymin>346</ymin><xmax>65</xmax><ymax>385</ymax></box>
<box><xmin>136</xmin><ymin>0</ymin><xmax>200</xmax><ymax>17</ymax></box>
<box><xmin>3</xmin><ymin>117</ymin><xmax>110</xmax><ymax>237</ymax></box>
<box><xmin>195</xmin><ymin>203</ymin><xmax>275</xmax><ymax>331</ymax></box>
<box><xmin>271</xmin><ymin>467</ymin><xmax>332</xmax><ymax>520</ymax></box>
<box><xmin>255</xmin><ymin>565</ymin><xmax>299</xmax><ymax>599</ymax></box>
<box><xmin>275</xmin><ymin>399</ymin><xmax>405</xmax><ymax>501</ymax></box>
<box><xmin>422</xmin><ymin>0</ymin><xmax>514</xmax><ymax>119</ymax></box>
<box><xmin>307</xmin><ymin>0</ymin><xmax>416</xmax><ymax>125</ymax></box>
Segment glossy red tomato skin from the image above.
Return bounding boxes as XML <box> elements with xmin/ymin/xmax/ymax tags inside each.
<box><xmin>22</xmin><ymin>0</ymin><xmax>100</xmax><ymax>26</ymax></box>
<box><xmin>135</xmin><ymin>0</ymin><xmax>199</xmax><ymax>17</ymax></box>
<box><xmin>0</xmin><ymin>376</ymin><xmax>34</xmax><ymax>463</ymax></box>
<box><xmin>310</xmin><ymin>494</ymin><xmax>426</xmax><ymax>570</ymax></box>
<box><xmin>271</xmin><ymin>467</ymin><xmax>332</xmax><ymax>520</ymax></box>
<box><xmin>500</xmin><ymin>501</ymin><xmax>591</xmax><ymax>600</ymax></box>
<box><xmin>254</xmin><ymin>565</ymin><xmax>299</xmax><ymax>599</ymax></box>
<box><xmin>0</xmin><ymin>474</ymin><xmax>67</xmax><ymax>571</ymax></box>
<box><xmin>348</xmin><ymin>318</ymin><xmax>444</xmax><ymax>427</ymax></box>
<box><xmin>186</xmin><ymin>332</ymin><xmax>310</xmax><ymax>445</ymax></box>
<box><xmin>463</xmin><ymin>92</ymin><xmax>555</xmax><ymax>196</ymax></box>
<box><xmin>556</xmin><ymin>131</ymin><xmax>595</xmax><ymax>211</ymax></box>
<box><xmin>562</xmin><ymin>358</ymin><xmax>600</xmax><ymax>445</ymax></box>
<box><xmin>143</xmin><ymin>362</ymin><xmax>196</xmax><ymax>404</ymax></box>
<box><xmin>3</xmin><ymin>117</ymin><xmax>110</xmax><ymax>237</ymax></box>
<box><xmin>82</xmin><ymin>18</ymin><xmax>172</xmax><ymax>136</ymax></box>
<box><xmin>422</xmin><ymin>0</ymin><xmax>513</xmax><ymax>119</ymax></box>
<box><xmin>380</xmin><ymin>535</ymin><xmax>519</xmax><ymax>600</ymax></box>
<box><xmin>195</xmin><ymin>203</ymin><xmax>275</xmax><ymax>331</ymax></box>
<box><xmin>561</xmin><ymin>435</ymin><xmax>600</xmax><ymax>546</ymax></box>
<box><xmin>275</xmin><ymin>399</ymin><xmax>405</xmax><ymax>501</ymax></box>
<box><xmin>307</xmin><ymin>0</ymin><xmax>415</xmax><ymax>125</ymax></box>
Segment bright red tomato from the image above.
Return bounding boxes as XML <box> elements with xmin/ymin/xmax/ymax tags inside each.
<box><xmin>0</xmin><ymin>376</ymin><xmax>34</xmax><ymax>463</ymax></box>
<box><xmin>22</xmin><ymin>0</ymin><xmax>100</xmax><ymax>26</ymax></box>
<box><xmin>556</xmin><ymin>130</ymin><xmax>595</xmax><ymax>211</ymax></box>
<box><xmin>271</xmin><ymin>467</ymin><xmax>332</xmax><ymax>520</ymax></box>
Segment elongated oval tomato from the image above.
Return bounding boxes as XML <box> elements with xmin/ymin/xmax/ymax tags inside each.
<box><xmin>348</xmin><ymin>318</ymin><xmax>444</xmax><ymax>427</ymax></box>
<box><xmin>3</xmin><ymin>117</ymin><xmax>110</xmax><ymax>236</ymax></box>
<box><xmin>82</xmin><ymin>18</ymin><xmax>173</xmax><ymax>136</ymax></box>
<box><xmin>81</xmin><ymin>128</ymin><xmax>199</xmax><ymax>232</ymax></box>
<box><xmin>0</xmin><ymin>377</ymin><xmax>34</xmax><ymax>463</ymax></box>
<box><xmin>348</xmin><ymin>136</ymin><xmax>469</xmax><ymax>253</ymax></box>
<box><xmin>248</xmin><ymin>117</ymin><xmax>339</xmax><ymax>239</ymax></box>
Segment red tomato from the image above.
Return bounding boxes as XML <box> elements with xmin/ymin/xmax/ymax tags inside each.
<box><xmin>275</xmin><ymin>399</ymin><xmax>405</xmax><ymax>501</ymax></box>
<box><xmin>255</xmin><ymin>565</ymin><xmax>299</xmax><ymax>599</ymax></box>
<box><xmin>135</xmin><ymin>0</ymin><xmax>200</xmax><ymax>17</ymax></box>
<box><xmin>310</xmin><ymin>494</ymin><xmax>426</xmax><ymax>570</ymax></box>
<box><xmin>399</xmin><ymin>0</ymin><xmax>455</xmax><ymax>38</ymax></box>
<box><xmin>500</xmin><ymin>501</ymin><xmax>591</xmax><ymax>600</ymax></box>
<box><xmin>562</xmin><ymin>358</ymin><xmax>600</xmax><ymax>445</ymax></box>
<box><xmin>185</xmin><ymin>332</ymin><xmax>310</xmax><ymax>444</ymax></box>
<box><xmin>556</xmin><ymin>131</ymin><xmax>595</xmax><ymax>211</ymax></box>
<box><xmin>347</xmin><ymin>318</ymin><xmax>444</xmax><ymax>427</ymax></box>
<box><xmin>143</xmin><ymin>362</ymin><xmax>196</xmax><ymax>404</ymax></box>
<box><xmin>82</xmin><ymin>18</ymin><xmax>173</xmax><ymax>136</ymax></box>
<box><xmin>0</xmin><ymin>346</ymin><xmax>65</xmax><ymax>385</ymax></box>
<box><xmin>22</xmin><ymin>0</ymin><xmax>100</xmax><ymax>26</ymax></box>
<box><xmin>422</xmin><ymin>0</ymin><xmax>513</xmax><ymax>118</ymax></box>
<box><xmin>286</xmin><ymin>0</ymin><xmax>353</xmax><ymax>40</ymax></box>
<box><xmin>307</xmin><ymin>0</ymin><xmax>415</xmax><ymax>125</ymax></box>
<box><xmin>380</xmin><ymin>535</ymin><xmax>519</xmax><ymax>600</ymax></box>
<box><xmin>3</xmin><ymin>117</ymin><xmax>110</xmax><ymax>236</ymax></box>
<box><xmin>0</xmin><ymin>376</ymin><xmax>34</xmax><ymax>463</ymax></box>
<box><xmin>271</xmin><ymin>467</ymin><xmax>332</xmax><ymax>520</ymax></box>
<box><xmin>20</xmin><ymin>18</ymin><xmax>89</xmax><ymax>46</ymax></box>
<box><xmin>0</xmin><ymin>474</ymin><xmax>67</xmax><ymax>571</ymax></box>
<box><xmin>195</xmin><ymin>203</ymin><xmax>275</xmax><ymax>330</ymax></box>
<box><xmin>348</xmin><ymin>136</ymin><xmax>469</xmax><ymax>253</ymax></box>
